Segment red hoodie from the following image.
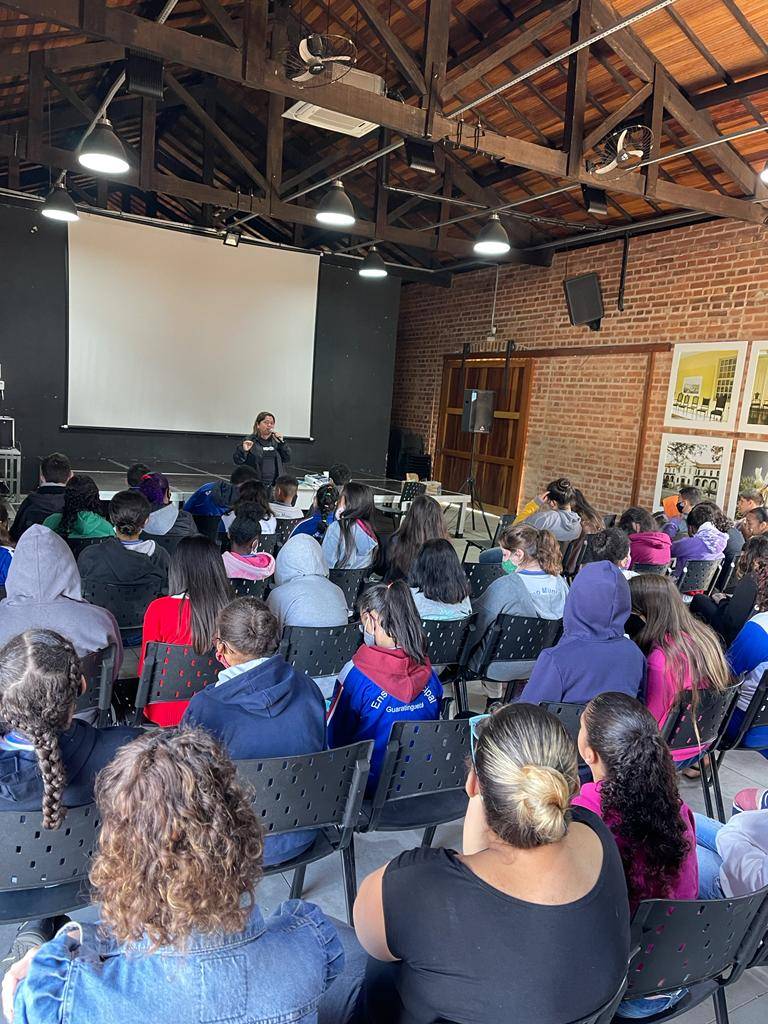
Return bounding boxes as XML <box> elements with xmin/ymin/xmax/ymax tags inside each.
<box><xmin>628</xmin><ymin>530</ymin><xmax>672</xmax><ymax>567</ymax></box>
<box><xmin>351</xmin><ymin>644</ymin><xmax>434</xmax><ymax>702</ymax></box>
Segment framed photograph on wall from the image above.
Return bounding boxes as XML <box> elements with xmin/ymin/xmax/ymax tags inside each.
<box><xmin>728</xmin><ymin>440</ymin><xmax>768</xmax><ymax>515</ymax></box>
<box><xmin>738</xmin><ymin>341</ymin><xmax>768</xmax><ymax>435</ymax></box>
<box><xmin>653</xmin><ymin>434</ymin><xmax>733</xmax><ymax>510</ymax></box>
<box><xmin>663</xmin><ymin>342</ymin><xmax>747</xmax><ymax>431</ymax></box>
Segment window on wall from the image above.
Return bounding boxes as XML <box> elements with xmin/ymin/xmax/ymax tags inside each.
<box><xmin>716</xmin><ymin>356</ymin><xmax>737</xmax><ymax>398</ymax></box>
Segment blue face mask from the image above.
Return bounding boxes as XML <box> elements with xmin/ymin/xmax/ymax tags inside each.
<box><xmin>359</xmin><ymin>622</ymin><xmax>376</xmax><ymax>647</ymax></box>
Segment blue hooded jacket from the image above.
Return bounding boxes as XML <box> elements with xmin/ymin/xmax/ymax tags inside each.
<box><xmin>522</xmin><ymin>561</ymin><xmax>646</xmax><ymax>705</ymax></box>
<box><xmin>182</xmin><ymin>654</ymin><xmax>326</xmax><ymax>866</ymax></box>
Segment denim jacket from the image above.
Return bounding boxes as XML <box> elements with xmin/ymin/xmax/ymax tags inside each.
<box><xmin>14</xmin><ymin>901</ymin><xmax>343</xmax><ymax>1024</ymax></box>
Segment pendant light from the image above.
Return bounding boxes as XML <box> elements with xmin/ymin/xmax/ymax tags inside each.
<box><xmin>473</xmin><ymin>213</ymin><xmax>511</xmax><ymax>257</ymax></box>
<box><xmin>78</xmin><ymin>116</ymin><xmax>129</xmax><ymax>174</ymax></box>
<box><xmin>358</xmin><ymin>246</ymin><xmax>388</xmax><ymax>279</ymax></box>
<box><xmin>315</xmin><ymin>180</ymin><xmax>355</xmax><ymax>227</ymax></box>
<box><xmin>41</xmin><ymin>182</ymin><xmax>79</xmax><ymax>222</ymax></box>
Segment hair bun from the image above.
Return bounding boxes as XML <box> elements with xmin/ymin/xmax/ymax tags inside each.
<box><xmin>517</xmin><ymin>763</ymin><xmax>570</xmax><ymax>844</ymax></box>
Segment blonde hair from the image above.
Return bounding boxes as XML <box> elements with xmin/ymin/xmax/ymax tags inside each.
<box><xmin>499</xmin><ymin>524</ymin><xmax>562</xmax><ymax>576</ymax></box>
<box><xmin>474</xmin><ymin>704</ymin><xmax>578</xmax><ymax>848</ymax></box>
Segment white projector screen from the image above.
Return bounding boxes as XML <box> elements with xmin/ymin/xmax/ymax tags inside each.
<box><xmin>67</xmin><ymin>214</ymin><xmax>320</xmax><ymax>437</ymax></box>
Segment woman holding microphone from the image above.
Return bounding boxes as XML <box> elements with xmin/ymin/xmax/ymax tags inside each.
<box><xmin>233</xmin><ymin>411</ymin><xmax>292</xmax><ymax>487</ymax></box>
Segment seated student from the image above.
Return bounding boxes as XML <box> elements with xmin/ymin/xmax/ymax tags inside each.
<box><xmin>322</xmin><ymin>482</ymin><xmax>379</xmax><ymax>570</ymax></box>
<box><xmin>270</xmin><ymin>475</ymin><xmax>304</xmax><ymax>521</ymax></box>
<box><xmin>741</xmin><ymin>505</ymin><xmax>768</xmax><ymax>541</ymax></box>
<box><xmin>662</xmin><ymin>486</ymin><xmax>702</xmax><ymax>540</ymax></box>
<box><xmin>183</xmin><ymin>465</ymin><xmax>260</xmax><ymax>519</ymax></box>
<box><xmin>77</xmin><ymin>490</ymin><xmax>170</xmax><ymax>590</ymax></box>
<box><xmin>330</xmin><ymin>462</ymin><xmax>352</xmax><ymax>487</ymax></box>
<box><xmin>589</xmin><ymin>527</ymin><xmax>636</xmax><ymax>579</ymax></box>
<box><xmin>222</xmin><ymin>504</ymin><xmax>276</xmax><ymax>582</ymax></box>
<box><xmin>724</xmin><ymin>611</ymin><xmax>768</xmax><ymax>758</ymax></box>
<box><xmin>43</xmin><ymin>475</ymin><xmax>113</xmax><ymax>540</ymax></box>
<box><xmin>670</xmin><ymin>500</ymin><xmax>729</xmax><ymax>583</ymax></box>
<box><xmin>267</xmin><ymin>534</ymin><xmax>348</xmax><ymax>629</ymax></box>
<box><xmin>327</xmin><ymin>581</ymin><xmax>442</xmax><ymax>789</ymax></box>
<box><xmin>0</xmin><ymin>630</ymin><xmax>139</xmax><ymax>966</ymax></box>
<box><xmin>138</xmin><ymin>537</ymin><xmax>233</xmax><ymax>728</ymax></box>
<box><xmin>350</xmin><ymin>703</ymin><xmax>630</xmax><ymax>1024</ymax></box>
<box><xmin>523</xmin><ymin>562</ymin><xmax>646</xmax><ymax>704</ymax></box>
<box><xmin>6</xmin><ymin>729</ymin><xmax>344</xmax><ymax>1024</ymax></box>
<box><xmin>182</xmin><ymin>598</ymin><xmax>326</xmax><ymax>866</ymax></box>
<box><xmin>408</xmin><ymin>538</ymin><xmax>472</xmax><ymax>620</ymax></box>
<box><xmin>9</xmin><ymin>452</ymin><xmax>71</xmax><ymax>542</ymax></box>
<box><xmin>516</xmin><ymin>477</ymin><xmax>582</xmax><ymax>543</ymax></box>
<box><xmin>222</xmin><ymin>480</ymin><xmax>277</xmax><ymax>536</ymax></box>
<box><xmin>618</xmin><ymin>506</ymin><xmax>672</xmax><ymax>567</ymax></box>
<box><xmin>383</xmin><ymin>495</ymin><xmax>448</xmax><ymax>583</ymax></box>
<box><xmin>736</xmin><ymin>489</ymin><xmax>765</xmax><ymax>523</ymax></box>
<box><xmin>629</xmin><ymin>574</ymin><xmax>730</xmax><ymax>764</ymax></box>
<box><xmin>291</xmin><ymin>482</ymin><xmax>338</xmax><ymax>543</ymax></box>
<box><xmin>469</xmin><ymin>525</ymin><xmax>568</xmax><ymax>681</ymax></box>
<box><xmin>0</xmin><ymin>526</ymin><xmax>122</xmax><ymax>669</ymax></box>
<box><xmin>691</xmin><ymin>536</ymin><xmax>768</xmax><ymax>646</ymax></box>
<box><xmin>563</xmin><ymin>488</ymin><xmax>605</xmax><ymax>574</ymax></box>
<box><xmin>696</xmin><ymin>794</ymin><xmax>768</xmax><ymax>899</ymax></box>
<box><xmin>126</xmin><ymin>462</ymin><xmax>150</xmax><ymax>490</ymax></box>
<box><xmin>136</xmin><ymin>473</ymin><xmax>198</xmax><ymax>543</ymax></box>
<box><xmin>0</xmin><ymin>500</ymin><xmax>13</xmax><ymax>586</ymax></box>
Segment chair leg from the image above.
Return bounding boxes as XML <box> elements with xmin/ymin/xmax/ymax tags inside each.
<box><xmin>713</xmin><ymin>987</ymin><xmax>730</xmax><ymax>1024</ymax></box>
<box><xmin>455</xmin><ymin>676</ymin><xmax>469</xmax><ymax>717</ymax></box>
<box><xmin>289</xmin><ymin>864</ymin><xmax>307</xmax><ymax>900</ymax></box>
<box><xmin>421</xmin><ymin>825</ymin><xmax>437</xmax><ymax>848</ymax></box>
<box><xmin>699</xmin><ymin>759</ymin><xmax>715</xmax><ymax>820</ymax></box>
<box><xmin>341</xmin><ymin>841</ymin><xmax>358</xmax><ymax>926</ymax></box>
<box><xmin>709</xmin><ymin>755</ymin><xmax>727</xmax><ymax>824</ymax></box>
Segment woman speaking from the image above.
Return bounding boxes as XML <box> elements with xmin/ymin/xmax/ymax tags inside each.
<box><xmin>233</xmin><ymin>411</ymin><xmax>292</xmax><ymax>486</ymax></box>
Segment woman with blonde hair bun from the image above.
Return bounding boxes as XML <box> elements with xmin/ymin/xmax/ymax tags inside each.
<box><xmin>350</xmin><ymin>703</ymin><xmax>630</xmax><ymax>1024</ymax></box>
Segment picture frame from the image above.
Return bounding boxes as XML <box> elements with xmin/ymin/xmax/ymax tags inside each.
<box><xmin>728</xmin><ymin>439</ymin><xmax>768</xmax><ymax>516</ymax></box>
<box><xmin>653</xmin><ymin>433</ymin><xmax>733</xmax><ymax>510</ymax></box>
<box><xmin>663</xmin><ymin>342</ymin><xmax>747</xmax><ymax>432</ymax></box>
<box><xmin>737</xmin><ymin>341</ymin><xmax>768</xmax><ymax>435</ymax></box>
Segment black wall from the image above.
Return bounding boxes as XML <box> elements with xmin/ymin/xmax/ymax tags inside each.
<box><xmin>0</xmin><ymin>203</ymin><xmax>401</xmax><ymax>490</ymax></box>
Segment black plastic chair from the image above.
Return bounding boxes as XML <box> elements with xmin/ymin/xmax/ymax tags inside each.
<box><xmin>421</xmin><ymin>616</ymin><xmax>475</xmax><ymax>671</ymax></box>
<box><xmin>236</xmin><ymin>741</ymin><xmax>372</xmax><ymax>924</ymax></box>
<box><xmin>624</xmin><ymin>888</ymin><xmax>768</xmax><ymax>1024</ymax></box>
<box><xmin>192</xmin><ymin>514</ymin><xmax>221</xmax><ymax>543</ymax></box>
<box><xmin>81</xmin><ymin>578</ymin><xmax>165</xmax><ymax>642</ymax></box>
<box><xmin>602</xmin><ymin>513</ymin><xmax>618</xmax><ymax>528</ymax></box>
<box><xmin>279</xmin><ymin>623</ymin><xmax>361</xmax><ymax>679</ymax></box>
<box><xmin>0</xmin><ymin>804</ymin><xmax>101</xmax><ymax>923</ymax></box>
<box><xmin>67</xmin><ymin>536</ymin><xmax>110</xmax><ymax>560</ymax></box>
<box><xmin>661</xmin><ymin>683</ymin><xmax>742</xmax><ymax>822</ymax></box>
<box><xmin>357</xmin><ymin>719</ymin><xmax>470</xmax><ymax>852</ymax></box>
<box><xmin>462</xmin><ymin>512</ymin><xmax>516</xmax><ymax>563</ymax></box>
<box><xmin>142</xmin><ymin>532</ymin><xmax>181</xmax><ymax>556</ymax></box>
<box><xmin>133</xmin><ymin>642</ymin><xmax>220</xmax><ymax>725</ymax></box>
<box><xmin>677</xmin><ymin>558</ymin><xmax>723</xmax><ymax>595</ymax></box>
<box><xmin>463</xmin><ymin>561</ymin><xmax>505</xmax><ymax>599</ymax></box>
<box><xmin>229</xmin><ymin>577</ymin><xmax>269</xmax><ymax>599</ymax></box>
<box><xmin>329</xmin><ymin>567</ymin><xmax>372</xmax><ymax>612</ymax></box>
<box><xmin>379</xmin><ymin>480</ymin><xmax>428</xmax><ymax>529</ymax></box>
<box><xmin>634</xmin><ymin>562</ymin><xmax>672</xmax><ymax>575</ymax></box>
<box><xmin>274</xmin><ymin>518</ymin><xmax>295</xmax><ymax>551</ymax></box>
<box><xmin>259</xmin><ymin>533</ymin><xmax>277</xmax><ymax>555</ymax></box>
<box><xmin>539</xmin><ymin>701</ymin><xmax>586</xmax><ymax>745</ymax></box>
<box><xmin>717</xmin><ymin>670</ymin><xmax>768</xmax><ymax>762</ymax></box>
<box><xmin>76</xmin><ymin>645</ymin><xmax>117</xmax><ymax>727</ymax></box>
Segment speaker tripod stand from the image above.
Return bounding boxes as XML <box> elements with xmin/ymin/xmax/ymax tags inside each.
<box><xmin>456</xmin><ymin>430</ymin><xmax>494</xmax><ymax>542</ymax></box>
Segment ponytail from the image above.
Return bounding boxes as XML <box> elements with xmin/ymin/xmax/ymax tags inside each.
<box><xmin>499</xmin><ymin>524</ymin><xmax>562</xmax><ymax>575</ymax></box>
<box><xmin>358</xmin><ymin>581</ymin><xmax>427</xmax><ymax>663</ymax></box>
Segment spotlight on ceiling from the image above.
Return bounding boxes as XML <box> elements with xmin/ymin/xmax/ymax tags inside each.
<box><xmin>41</xmin><ymin>182</ymin><xmax>79</xmax><ymax>223</ymax></box>
<box><xmin>761</xmin><ymin>161</ymin><xmax>768</xmax><ymax>185</ymax></box>
<box><xmin>315</xmin><ymin>180</ymin><xmax>355</xmax><ymax>227</ymax></box>
<box><xmin>581</xmin><ymin>183</ymin><xmax>609</xmax><ymax>216</ymax></box>
<box><xmin>404</xmin><ymin>139</ymin><xmax>437</xmax><ymax>175</ymax></box>
<box><xmin>223</xmin><ymin>228</ymin><xmax>241</xmax><ymax>247</ymax></box>
<box><xmin>358</xmin><ymin>246</ymin><xmax>388</xmax><ymax>279</ymax></box>
<box><xmin>473</xmin><ymin>213</ymin><xmax>511</xmax><ymax>257</ymax></box>
<box><xmin>78</xmin><ymin>116</ymin><xmax>129</xmax><ymax>175</ymax></box>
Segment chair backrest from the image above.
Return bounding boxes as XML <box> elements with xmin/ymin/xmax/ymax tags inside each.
<box><xmin>661</xmin><ymin>682</ymin><xmax>741</xmax><ymax>758</ymax></box>
<box><xmin>625</xmin><ymin>889</ymin><xmax>768</xmax><ymax>999</ymax></box>
<box><xmin>329</xmin><ymin>567</ymin><xmax>371</xmax><ymax>611</ymax></box>
<box><xmin>464</xmin><ymin>562</ymin><xmax>505</xmax><ymax>598</ymax></box>
<box><xmin>398</xmin><ymin>480</ymin><xmax>428</xmax><ymax>507</ymax></box>
<box><xmin>260</xmin><ymin>533</ymin><xmax>277</xmax><ymax>555</ymax></box>
<box><xmin>484</xmin><ymin>614</ymin><xmax>563</xmax><ymax>666</ymax></box>
<box><xmin>490</xmin><ymin>513</ymin><xmax>517</xmax><ymax>547</ymax></box>
<box><xmin>633</xmin><ymin>562</ymin><xmax>671</xmax><ymax>575</ymax></box>
<box><xmin>67</xmin><ymin>536</ymin><xmax>110</xmax><ymax>560</ymax></box>
<box><xmin>0</xmin><ymin>803</ymin><xmax>100</xmax><ymax>892</ymax></box>
<box><xmin>279</xmin><ymin>623</ymin><xmax>361</xmax><ymax>678</ymax></box>
<box><xmin>369</xmin><ymin>719</ymin><xmax>470</xmax><ymax>820</ymax></box>
<box><xmin>575</xmin><ymin>533</ymin><xmax>601</xmax><ymax>569</ymax></box>
<box><xmin>420</xmin><ymin>616</ymin><xmax>474</xmax><ymax>667</ymax></box>
<box><xmin>134</xmin><ymin>642</ymin><xmax>220</xmax><ymax>722</ymax></box>
<box><xmin>677</xmin><ymin>558</ymin><xmax>723</xmax><ymax>594</ymax></box>
<box><xmin>539</xmin><ymin>701</ymin><xmax>586</xmax><ymax>746</ymax></box>
<box><xmin>81</xmin><ymin>578</ymin><xmax>164</xmax><ymax>630</ymax></box>
<box><xmin>192</xmin><ymin>514</ymin><xmax>221</xmax><ymax>543</ymax></box>
<box><xmin>602</xmin><ymin>513</ymin><xmax>618</xmax><ymax>528</ymax></box>
<box><xmin>144</xmin><ymin>532</ymin><xmax>181</xmax><ymax>556</ymax></box>
<box><xmin>229</xmin><ymin>577</ymin><xmax>269</xmax><ymax>599</ymax></box>
<box><xmin>236</xmin><ymin>741</ymin><xmax>372</xmax><ymax>844</ymax></box>
<box><xmin>274</xmin><ymin>518</ymin><xmax>295</xmax><ymax>548</ymax></box>
<box><xmin>76</xmin><ymin>645</ymin><xmax>116</xmax><ymax>727</ymax></box>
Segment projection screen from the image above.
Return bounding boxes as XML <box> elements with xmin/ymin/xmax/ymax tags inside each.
<box><xmin>67</xmin><ymin>214</ymin><xmax>320</xmax><ymax>437</ymax></box>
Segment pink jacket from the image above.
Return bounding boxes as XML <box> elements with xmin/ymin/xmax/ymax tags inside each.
<box><xmin>628</xmin><ymin>531</ymin><xmax>672</xmax><ymax>567</ymax></box>
<box><xmin>646</xmin><ymin>645</ymin><xmax>705</xmax><ymax>762</ymax></box>
<box><xmin>221</xmin><ymin>550</ymin><xmax>276</xmax><ymax>582</ymax></box>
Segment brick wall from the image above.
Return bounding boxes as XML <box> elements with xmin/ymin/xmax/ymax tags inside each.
<box><xmin>391</xmin><ymin>219</ymin><xmax>768</xmax><ymax>514</ymax></box>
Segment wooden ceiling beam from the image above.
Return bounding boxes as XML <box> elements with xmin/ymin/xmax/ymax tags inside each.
<box><xmin>199</xmin><ymin>0</ymin><xmax>243</xmax><ymax>49</ymax></box>
<box><xmin>691</xmin><ymin>73</ymin><xmax>768</xmax><ymax>110</ymax></box>
<box><xmin>582</xmin><ymin>80</ymin><xmax>652</xmax><ymax>156</ymax></box>
<box><xmin>349</xmin><ymin>0</ymin><xmax>427</xmax><ymax>96</ymax></box>
<box><xmin>564</xmin><ymin>0</ymin><xmax>592</xmax><ymax>176</ymax></box>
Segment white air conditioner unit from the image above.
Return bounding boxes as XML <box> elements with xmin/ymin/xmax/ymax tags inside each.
<box><xmin>282</xmin><ymin>67</ymin><xmax>385</xmax><ymax>138</ymax></box>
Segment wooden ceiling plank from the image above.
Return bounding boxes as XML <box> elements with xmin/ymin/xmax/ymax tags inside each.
<box><xmin>199</xmin><ymin>0</ymin><xmax>243</xmax><ymax>49</ymax></box>
<box><xmin>349</xmin><ymin>0</ymin><xmax>427</xmax><ymax>96</ymax></box>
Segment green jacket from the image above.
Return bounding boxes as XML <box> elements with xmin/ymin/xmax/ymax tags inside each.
<box><xmin>42</xmin><ymin>510</ymin><xmax>114</xmax><ymax>540</ymax></box>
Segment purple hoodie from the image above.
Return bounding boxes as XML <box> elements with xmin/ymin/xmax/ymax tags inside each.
<box><xmin>521</xmin><ymin>562</ymin><xmax>646</xmax><ymax>705</ymax></box>
<box><xmin>671</xmin><ymin>521</ymin><xmax>728</xmax><ymax>580</ymax></box>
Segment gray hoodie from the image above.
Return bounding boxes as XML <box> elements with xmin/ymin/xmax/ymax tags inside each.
<box><xmin>321</xmin><ymin>519</ymin><xmax>378</xmax><ymax>570</ymax></box>
<box><xmin>0</xmin><ymin>525</ymin><xmax>123</xmax><ymax>673</ymax></box>
<box><xmin>267</xmin><ymin>535</ymin><xmax>349</xmax><ymax>630</ymax></box>
<box><xmin>520</xmin><ymin>497</ymin><xmax>582</xmax><ymax>542</ymax></box>
<box><xmin>410</xmin><ymin>588</ymin><xmax>472</xmax><ymax>621</ymax></box>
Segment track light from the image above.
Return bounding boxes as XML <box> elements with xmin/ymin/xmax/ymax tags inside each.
<box><xmin>315</xmin><ymin>180</ymin><xmax>355</xmax><ymax>227</ymax></box>
<box><xmin>41</xmin><ymin>182</ymin><xmax>79</xmax><ymax>223</ymax></box>
<box><xmin>761</xmin><ymin>161</ymin><xmax>768</xmax><ymax>185</ymax></box>
<box><xmin>223</xmin><ymin>228</ymin><xmax>241</xmax><ymax>247</ymax></box>
<box><xmin>78</xmin><ymin>116</ymin><xmax>129</xmax><ymax>174</ymax></box>
<box><xmin>473</xmin><ymin>213</ymin><xmax>511</xmax><ymax>257</ymax></box>
<box><xmin>358</xmin><ymin>246</ymin><xmax>388</xmax><ymax>279</ymax></box>
<box><xmin>404</xmin><ymin>139</ymin><xmax>437</xmax><ymax>175</ymax></box>
<box><xmin>581</xmin><ymin>183</ymin><xmax>608</xmax><ymax>216</ymax></box>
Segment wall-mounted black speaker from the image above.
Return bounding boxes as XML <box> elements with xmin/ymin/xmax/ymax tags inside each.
<box><xmin>563</xmin><ymin>272</ymin><xmax>604</xmax><ymax>331</ymax></box>
<box><xmin>461</xmin><ymin>389</ymin><xmax>495</xmax><ymax>434</ymax></box>
<box><xmin>0</xmin><ymin>417</ymin><xmax>14</xmax><ymax>449</ymax></box>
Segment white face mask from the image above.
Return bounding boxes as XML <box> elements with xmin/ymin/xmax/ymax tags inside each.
<box><xmin>360</xmin><ymin>620</ymin><xmax>376</xmax><ymax>647</ymax></box>
<box><xmin>335</xmin><ymin>508</ymin><xmax>344</xmax><ymax>521</ymax></box>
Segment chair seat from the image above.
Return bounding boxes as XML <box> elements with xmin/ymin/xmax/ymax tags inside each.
<box><xmin>262</xmin><ymin>830</ymin><xmax>338</xmax><ymax>876</ymax></box>
<box><xmin>0</xmin><ymin>880</ymin><xmax>92</xmax><ymax>925</ymax></box>
<box><xmin>358</xmin><ymin>791</ymin><xmax>468</xmax><ymax>832</ymax></box>
<box><xmin>614</xmin><ymin>979</ymin><xmax>720</xmax><ymax>1024</ymax></box>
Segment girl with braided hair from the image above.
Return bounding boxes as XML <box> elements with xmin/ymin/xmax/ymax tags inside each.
<box><xmin>42</xmin><ymin>475</ymin><xmax>112</xmax><ymax>541</ymax></box>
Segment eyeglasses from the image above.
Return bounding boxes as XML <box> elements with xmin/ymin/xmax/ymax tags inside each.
<box><xmin>469</xmin><ymin>713</ymin><xmax>492</xmax><ymax>767</ymax></box>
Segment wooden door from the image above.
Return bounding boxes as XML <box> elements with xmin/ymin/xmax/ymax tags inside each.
<box><xmin>435</xmin><ymin>355</ymin><xmax>532</xmax><ymax>514</ymax></box>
